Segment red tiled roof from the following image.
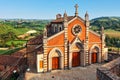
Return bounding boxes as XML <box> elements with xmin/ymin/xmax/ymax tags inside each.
<box><xmin>27</xmin><ymin>44</ymin><xmax>43</xmax><ymax>54</ymax></box>
<box><xmin>51</xmin><ymin>16</ymin><xmax>84</xmax><ymax>23</ymax></box>
<box><xmin>27</xmin><ymin>34</ymin><xmax>43</xmax><ymax>45</ymax></box>
<box><xmin>51</xmin><ymin>16</ymin><xmax>75</xmax><ymax>23</ymax></box>
<box><xmin>11</xmin><ymin>48</ymin><xmax>26</xmax><ymax>57</ymax></box>
<box><xmin>0</xmin><ymin>55</ymin><xmax>19</xmax><ymax>66</ymax></box>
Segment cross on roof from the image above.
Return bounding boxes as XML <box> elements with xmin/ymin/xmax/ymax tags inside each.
<box><xmin>75</xmin><ymin>4</ymin><xmax>79</xmax><ymax>9</ymax></box>
<box><xmin>75</xmin><ymin>4</ymin><xmax>79</xmax><ymax>17</ymax></box>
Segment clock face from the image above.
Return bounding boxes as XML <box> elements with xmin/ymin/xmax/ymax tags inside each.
<box><xmin>72</xmin><ymin>25</ymin><xmax>82</xmax><ymax>35</ymax></box>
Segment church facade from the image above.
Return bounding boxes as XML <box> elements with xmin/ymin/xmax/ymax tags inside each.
<box><xmin>27</xmin><ymin>4</ymin><xmax>108</xmax><ymax>73</ymax></box>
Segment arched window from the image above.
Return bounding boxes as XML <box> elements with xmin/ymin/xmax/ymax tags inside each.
<box><xmin>59</xmin><ymin>26</ymin><xmax>62</xmax><ymax>31</ymax></box>
<box><xmin>55</xmin><ymin>26</ymin><xmax>57</xmax><ymax>32</ymax></box>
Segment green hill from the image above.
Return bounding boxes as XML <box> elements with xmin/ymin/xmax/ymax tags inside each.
<box><xmin>90</xmin><ymin>17</ymin><xmax>120</xmax><ymax>31</ymax></box>
<box><xmin>0</xmin><ymin>23</ymin><xmax>31</xmax><ymax>36</ymax></box>
<box><xmin>0</xmin><ymin>19</ymin><xmax>50</xmax><ymax>47</ymax></box>
<box><xmin>90</xmin><ymin>17</ymin><xmax>120</xmax><ymax>50</ymax></box>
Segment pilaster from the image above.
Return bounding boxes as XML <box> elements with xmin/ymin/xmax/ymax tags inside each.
<box><xmin>101</xmin><ymin>26</ymin><xmax>105</xmax><ymax>62</ymax></box>
<box><xmin>43</xmin><ymin>28</ymin><xmax>48</xmax><ymax>72</ymax></box>
<box><xmin>63</xmin><ymin>12</ymin><xmax>69</xmax><ymax>69</ymax></box>
<box><xmin>85</xmin><ymin>12</ymin><xmax>90</xmax><ymax>65</ymax></box>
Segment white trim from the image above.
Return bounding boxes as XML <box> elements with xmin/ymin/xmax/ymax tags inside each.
<box><xmin>68</xmin><ymin>17</ymin><xmax>77</xmax><ymax>24</ymax></box>
<box><xmin>89</xmin><ymin>30</ymin><xmax>100</xmax><ymax>37</ymax></box>
<box><xmin>68</xmin><ymin>17</ymin><xmax>84</xmax><ymax>24</ymax></box>
<box><xmin>90</xmin><ymin>44</ymin><xmax>100</xmax><ymax>53</ymax></box>
<box><xmin>37</xmin><ymin>54</ymin><xmax>44</xmax><ymax>72</ymax></box>
<box><xmin>70</xmin><ymin>37</ymin><xmax>82</xmax><ymax>49</ymax></box>
<box><xmin>35</xmin><ymin>44</ymin><xmax>42</xmax><ymax>49</ymax></box>
<box><xmin>89</xmin><ymin>44</ymin><xmax>101</xmax><ymax>64</ymax></box>
<box><xmin>47</xmin><ymin>30</ymin><xmax>64</xmax><ymax>41</ymax></box>
<box><xmin>48</xmin><ymin>47</ymin><xmax>64</xmax><ymax>71</ymax></box>
<box><xmin>48</xmin><ymin>48</ymin><xmax>64</xmax><ymax>58</ymax></box>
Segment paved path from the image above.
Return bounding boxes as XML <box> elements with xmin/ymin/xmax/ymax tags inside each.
<box><xmin>25</xmin><ymin>63</ymin><xmax>103</xmax><ymax>80</ymax></box>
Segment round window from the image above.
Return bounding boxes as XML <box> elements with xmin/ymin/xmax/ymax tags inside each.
<box><xmin>72</xmin><ymin>25</ymin><xmax>82</xmax><ymax>35</ymax></box>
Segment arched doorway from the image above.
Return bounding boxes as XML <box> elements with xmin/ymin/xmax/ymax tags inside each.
<box><xmin>71</xmin><ymin>42</ymin><xmax>83</xmax><ymax>67</ymax></box>
<box><xmin>48</xmin><ymin>48</ymin><xmax>64</xmax><ymax>71</ymax></box>
<box><xmin>91</xmin><ymin>46</ymin><xmax>100</xmax><ymax>64</ymax></box>
<box><xmin>72</xmin><ymin>52</ymin><xmax>80</xmax><ymax>67</ymax></box>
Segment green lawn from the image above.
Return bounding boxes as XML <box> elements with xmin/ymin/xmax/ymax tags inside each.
<box><xmin>0</xmin><ymin>50</ymin><xmax>8</xmax><ymax>54</ymax></box>
<box><xmin>6</xmin><ymin>40</ymin><xmax>27</xmax><ymax>47</ymax></box>
<box><xmin>0</xmin><ymin>47</ymin><xmax>23</xmax><ymax>55</ymax></box>
<box><xmin>15</xmin><ymin>27</ymin><xmax>32</xmax><ymax>35</ymax></box>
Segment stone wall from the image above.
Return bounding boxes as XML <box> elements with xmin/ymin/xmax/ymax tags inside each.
<box><xmin>97</xmin><ymin>57</ymin><xmax>120</xmax><ymax>80</ymax></box>
<box><xmin>108</xmin><ymin>51</ymin><xmax>120</xmax><ymax>61</ymax></box>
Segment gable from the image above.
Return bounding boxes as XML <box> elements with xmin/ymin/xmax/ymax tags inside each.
<box><xmin>89</xmin><ymin>30</ymin><xmax>101</xmax><ymax>42</ymax></box>
<box><xmin>47</xmin><ymin>31</ymin><xmax>64</xmax><ymax>46</ymax></box>
<box><xmin>68</xmin><ymin>17</ymin><xmax>86</xmax><ymax>43</ymax></box>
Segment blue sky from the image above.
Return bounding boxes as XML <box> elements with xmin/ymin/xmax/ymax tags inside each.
<box><xmin>0</xmin><ymin>0</ymin><xmax>120</xmax><ymax>19</ymax></box>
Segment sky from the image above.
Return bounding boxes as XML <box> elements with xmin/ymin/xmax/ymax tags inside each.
<box><xmin>0</xmin><ymin>0</ymin><xmax>120</xmax><ymax>20</ymax></box>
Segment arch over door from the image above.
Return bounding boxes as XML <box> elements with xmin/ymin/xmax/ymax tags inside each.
<box><xmin>48</xmin><ymin>48</ymin><xmax>64</xmax><ymax>71</ymax></box>
<box><xmin>90</xmin><ymin>46</ymin><xmax>100</xmax><ymax>64</ymax></box>
<box><xmin>72</xmin><ymin>52</ymin><xmax>80</xmax><ymax>67</ymax></box>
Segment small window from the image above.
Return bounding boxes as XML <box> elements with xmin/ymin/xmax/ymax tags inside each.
<box><xmin>39</xmin><ymin>60</ymin><xmax>43</xmax><ymax>69</ymax></box>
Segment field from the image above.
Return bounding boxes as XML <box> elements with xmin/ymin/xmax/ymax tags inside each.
<box><xmin>104</xmin><ymin>29</ymin><xmax>120</xmax><ymax>38</ymax></box>
<box><xmin>6</xmin><ymin>40</ymin><xmax>27</xmax><ymax>47</ymax></box>
<box><xmin>0</xmin><ymin>47</ymin><xmax>23</xmax><ymax>55</ymax></box>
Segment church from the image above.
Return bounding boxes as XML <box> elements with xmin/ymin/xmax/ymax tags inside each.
<box><xmin>27</xmin><ymin>4</ymin><xmax>108</xmax><ymax>73</ymax></box>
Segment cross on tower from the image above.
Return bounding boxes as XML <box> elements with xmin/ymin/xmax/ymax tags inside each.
<box><xmin>75</xmin><ymin>4</ymin><xmax>79</xmax><ymax>17</ymax></box>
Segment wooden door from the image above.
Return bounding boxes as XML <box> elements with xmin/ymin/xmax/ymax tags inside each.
<box><xmin>52</xmin><ymin>57</ymin><xmax>59</xmax><ymax>70</ymax></box>
<box><xmin>72</xmin><ymin>52</ymin><xmax>80</xmax><ymax>67</ymax></box>
<box><xmin>92</xmin><ymin>53</ymin><xmax>97</xmax><ymax>63</ymax></box>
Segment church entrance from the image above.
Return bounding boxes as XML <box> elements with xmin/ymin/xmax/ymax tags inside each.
<box><xmin>91</xmin><ymin>52</ymin><xmax>97</xmax><ymax>63</ymax></box>
<box><xmin>52</xmin><ymin>57</ymin><xmax>59</xmax><ymax>70</ymax></box>
<box><xmin>72</xmin><ymin>52</ymin><xmax>80</xmax><ymax>67</ymax></box>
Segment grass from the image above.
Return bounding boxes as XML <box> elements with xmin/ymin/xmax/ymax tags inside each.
<box><xmin>6</xmin><ymin>40</ymin><xmax>27</xmax><ymax>47</ymax></box>
<box><xmin>0</xmin><ymin>47</ymin><xmax>24</xmax><ymax>55</ymax></box>
<box><xmin>104</xmin><ymin>29</ymin><xmax>120</xmax><ymax>38</ymax></box>
<box><xmin>15</xmin><ymin>27</ymin><xmax>32</xmax><ymax>35</ymax></box>
<box><xmin>0</xmin><ymin>50</ymin><xmax>8</xmax><ymax>54</ymax></box>
<box><xmin>0</xmin><ymin>24</ymin><xmax>32</xmax><ymax>36</ymax></box>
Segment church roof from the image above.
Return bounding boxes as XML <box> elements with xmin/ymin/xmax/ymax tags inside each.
<box><xmin>11</xmin><ymin>48</ymin><xmax>26</xmax><ymax>57</ymax></box>
<box><xmin>51</xmin><ymin>16</ymin><xmax>84</xmax><ymax>23</ymax></box>
<box><xmin>0</xmin><ymin>55</ymin><xmax>19</xmax><ymax>66</ymax></box>
<box><xmin>27</xmin><ymin>34</ymin><xmax>43</xmax><ymax>45</ymax></box>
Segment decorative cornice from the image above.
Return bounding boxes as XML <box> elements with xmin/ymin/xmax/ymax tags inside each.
<box><xmin>68</xmin><ymin>17</ymin><xmax>84</xmax><ymax>24</ymax></box>
<box><xmin>89</xmin><ymin>30</ymin><xmax>100</xmax><ymax>37</ymax></box>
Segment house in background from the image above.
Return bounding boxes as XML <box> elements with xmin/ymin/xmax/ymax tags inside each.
<box><xmin>27</xmin><ymin>4</ymin><xmax>108</xmax><ymax>73</ymax></box>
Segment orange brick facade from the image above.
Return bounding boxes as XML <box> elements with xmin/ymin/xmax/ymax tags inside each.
<box><xmin>27</xmin><ymin>4</ymin><xmax>108</xmax><ymax>73</ymax></box>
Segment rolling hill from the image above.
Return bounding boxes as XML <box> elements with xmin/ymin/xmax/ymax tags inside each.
<box><xmin>90</xmin><ymin>17</ymin><xmax>120</xmax><ymax>31</ymax></box>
